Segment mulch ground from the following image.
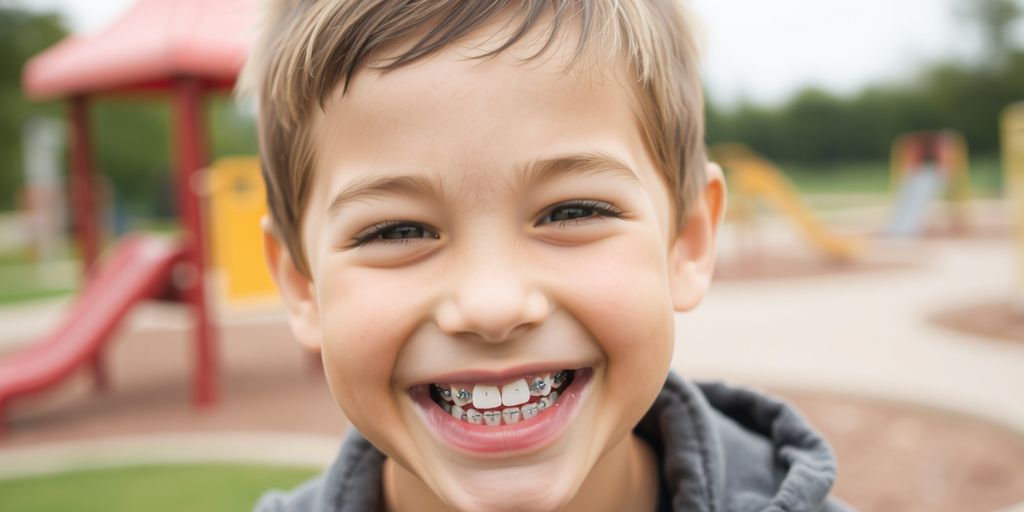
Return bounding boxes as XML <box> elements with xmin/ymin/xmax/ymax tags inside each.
<box><xmin>715</xmin><ymin>252</ymin><xmax>918</xmax><ymax>282</ymax></box>
<box><xmin>778</xmin><ymin>389</ymin><xmax>1024</xmax><ymax>512</ymax></box>
<box><xmin>2</xmin><ymin>320</ymin><xmax>1022</xmax><ymax>511</ymax></box>
<box><xmin>930</xmin><ymin>300</ymin><xmax>1024</xmax><ymax>344</ymax></box>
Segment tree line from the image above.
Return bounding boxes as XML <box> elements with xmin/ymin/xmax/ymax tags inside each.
<box><xmin>706</xmin><ymin>53</ymin><xmax>1024</xmax><ymax>166</ymax></box>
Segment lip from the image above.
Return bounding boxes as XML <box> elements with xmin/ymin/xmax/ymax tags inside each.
<box><xmin>412</xmin><ymin>362</ymin><xmax>588</xmax><ymax>387</ymax></box>
<box><xmin>411</xmin><ymin>368</ymin><xmax>593</xmax><ymax>455</ymax></box>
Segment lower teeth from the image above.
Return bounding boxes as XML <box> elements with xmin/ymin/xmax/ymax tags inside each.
<box><xmin>430</xmin><ymin>370</ymin><xmax>575</xmax><ymax>426</ymax></box>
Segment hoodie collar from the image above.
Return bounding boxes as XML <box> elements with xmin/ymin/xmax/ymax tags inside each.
<box><xmin>635</xmin><ymin>373</ymin><xmax>840</xmax><ymax>512</ymax></box>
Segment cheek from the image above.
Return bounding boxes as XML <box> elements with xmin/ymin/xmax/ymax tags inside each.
<box><xmin>316</xmin><ymin>264</ymin><xmax>420</xmax><ymax>416</ymax></box>
<box><xmin>545</xmin><ymin>233</ymin><xmax>676</xmax><ymax>440</ymax></box>
<box><xmin>549</xmin><ymin>235</ymin><xmax>676</xmax><ymax>369</ymax></box>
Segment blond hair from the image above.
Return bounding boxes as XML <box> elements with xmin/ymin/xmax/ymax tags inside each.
<box><xmin>241</xmin><ymin>0</ymin><xmax>706</xmax><ymax>276</ymax></box>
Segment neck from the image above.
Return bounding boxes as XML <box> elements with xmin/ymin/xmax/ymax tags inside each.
<box><xmin>564</xmin><ymin>432</ymin><xmax>659</xmax><ymax>512</ymax></box>
<box><xmin>383</xmin><ymin>432</ymin><xmax>659</xmax><ymax>512</ymax></box>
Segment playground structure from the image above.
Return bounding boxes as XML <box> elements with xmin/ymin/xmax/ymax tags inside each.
<box><xmin>207</xmin><ymin>157</ymin><xmax>276</xmax><ymax>302</ymax></box>
<box><xmin>1003</xmin><ymin>104</ymin><xmax>1024</xmax><ymax>315</ymax></box>
<box><xmin>0</xmin><ymin>0</ymin><xmax>258</xmax><ymax>432</ymax></box>
<box><xmin>887</xmin><ymin>130</ymin><xmax>971</xmax><ymax>237</ymax></box>
<box><xmin>710</xmin><ymin>143</ymin><xmax>863</xmax><ymax>263</ymax></box>
<box><xmin>712</xmin><ymin>130</ymin><xmax>976</xmax><ymax>265</ymax></box>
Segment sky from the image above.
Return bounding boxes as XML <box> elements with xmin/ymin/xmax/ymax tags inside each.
<box><xmin>20</xmin><ymin>0</ymin><xmax>1011</xmax><ymax>107</ymax></box>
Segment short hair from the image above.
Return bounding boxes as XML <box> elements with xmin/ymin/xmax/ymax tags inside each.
<box><xmin>241</xmin><ymin>0</ymin><xmax>706</xmax><ymax>276</ymax></box>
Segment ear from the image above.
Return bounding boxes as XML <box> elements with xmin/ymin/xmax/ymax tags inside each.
<box><xmin>669</xmin><ymin>162</ymin><xmax>726</xmax><ymax>312</ymax></box>
<box><xmin>262</xmin><ymin>217</ymin><xmax>322</xmax><ymax>353</ymax></box>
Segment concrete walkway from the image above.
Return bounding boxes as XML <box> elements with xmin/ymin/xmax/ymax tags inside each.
<box><xmin>676</xmin><ymin>218</ymin><xmax>1024</xmax><ymax>436</ymax></box>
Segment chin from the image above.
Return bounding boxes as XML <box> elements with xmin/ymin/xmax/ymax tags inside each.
<box><xmin>437</xmin><ymin>464</ymin><xmax>583</xmax><ymax>512</ymax></box>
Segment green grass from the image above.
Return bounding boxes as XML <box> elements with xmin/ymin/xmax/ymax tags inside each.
<box><xmin>0</xmin><ymin>463</ymin><xmax>319</xmax><ymax>512</ymax></box>
<box><xmin>0</xmin><ymin>225</ymin><xmax>178</xmax><ymax>306</ymax></box>
<box><xmin>0</xmin><ymin>248</ymin><xmax>76</xmax><ymax>305</ymax></box>
<box><xmin>777</xmin><ymin>156</ymin><xmax>1004</xmax><ymax>196</ymax></box>
<box><xmin>0</xmin><ymin>284</ymin><xmax>73</xmax><ymax>305</ymax></box>
<box><xmin>780</xmin><ymin>161</ymin><xmax>891</xmax><ymax>195</ymax></box>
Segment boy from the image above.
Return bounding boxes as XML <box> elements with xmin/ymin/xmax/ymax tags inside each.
<box><xmin>244</xmin><ymin>1</ymin><xmax>849</xmax><ymax>510</ymax></box>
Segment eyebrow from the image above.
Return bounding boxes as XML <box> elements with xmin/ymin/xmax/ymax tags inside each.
<box><xmin>517</xmin><ymin>152</ymin><xmax>640</xmax><ymax>189</ymax></box>
<box><xmin>327</xmin><ymin>174</ymin><xmax>442</xmax><ymax>217</ymax></box>
<box><xmin>326</xmin><ymin>152</ymin><xmax>638</xmax><ymax>217</ymax></box>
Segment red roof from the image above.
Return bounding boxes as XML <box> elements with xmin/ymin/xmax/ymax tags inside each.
<box><xmin>23</xmin><ymin>0</ymin><xmax>258</xmax><ymax>99</ymax></box>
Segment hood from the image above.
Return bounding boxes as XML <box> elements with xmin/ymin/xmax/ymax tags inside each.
<box><xmin>635</xmin><ymin>373</ymin><xmax>849</xmax><ymax>512</ymax></box>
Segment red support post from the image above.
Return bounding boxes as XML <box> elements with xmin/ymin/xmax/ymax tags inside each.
<box><xmin>68</xmin><ymin>95</ymin><xmax>108</xmax><ymax>392</ymax></box>
<box><xmin>68</xmin><ymin>96</ymin><xmax>100</xmax><ymax>274</ymax></box>
<box><xmin>174</xmin><ymin>77</ymin><xmax>218</xmax><ymax>407</ymax></box>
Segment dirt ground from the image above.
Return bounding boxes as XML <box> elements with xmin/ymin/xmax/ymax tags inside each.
<box><xmin>781</xmin><ymin>389</ymin><xmax>1024</xmax><ymax>512</ymax></box>
<box><xmin>931</xmin><ymin>300</ymin><xmax>1024</xmax><ymax>344</ymax></box>
<box><xmin>2</xmin><ymin>317</ymin><xmax>1022</xmax><ymax>511</ymax></box>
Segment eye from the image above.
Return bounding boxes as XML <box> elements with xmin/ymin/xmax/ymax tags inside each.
<box><xmin>350</xmin><ymin>221</ymin><xmax>440</xmax><ymax>247</ymax></box>
<box><xmin>537</xmin><ymin>200</ymin><xmax>623</xmax><ymax>226</ymax></box>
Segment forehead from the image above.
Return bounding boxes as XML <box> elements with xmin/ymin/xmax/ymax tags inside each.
<box><xmin>305</xmin><ymin>26</ymin><xmax>667</xmax><ymax>219</ymax></box>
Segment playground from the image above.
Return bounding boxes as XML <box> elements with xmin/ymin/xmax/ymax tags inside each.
<box><xmin>1</xmin><ymin>207</ymin><xmax>1022</xmax><ymax>511</ymax></box>
<box><xmin>1</xmin><ymin>1</ymin><xmax>1024</xmax><ymax>511</ymax></box>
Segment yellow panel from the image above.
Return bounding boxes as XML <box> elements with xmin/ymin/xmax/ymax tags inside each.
<box><xmin>207</xmin><ymin>157</ymin><xmax>276</xmax><ymax>301</ymax></box>
<box><xmin>710</xmin><ymin>143</ymin><xmax>863</xmax><ymax>262</ymax></box>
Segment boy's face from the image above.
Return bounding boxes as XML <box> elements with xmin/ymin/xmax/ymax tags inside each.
<box><xmin>268</xmin><ymin>28</ymin><xmax>722</xmax><ymax>512</ymax></box>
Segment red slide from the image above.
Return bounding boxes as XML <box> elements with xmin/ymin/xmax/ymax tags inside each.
<box><xmin>0</xmin><ymin>235</ymin><xmax>186</xmax><ymax>432</ymax></box>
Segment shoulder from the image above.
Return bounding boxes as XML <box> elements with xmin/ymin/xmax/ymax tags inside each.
<box><xmin>254</xmin><ymin>475</ymin><xmax>326</xmax><ymax>512</ymax></box>
<box><xmin>253</xmin><ymin>431</ymin><xmax>386</xmax><ymax>512</ymax></box>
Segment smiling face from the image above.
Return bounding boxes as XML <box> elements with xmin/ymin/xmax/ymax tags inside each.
<box><xmin>266</xmin><ymin>28</ymin><xmax>722</xmax><ymax>512</ymax></box>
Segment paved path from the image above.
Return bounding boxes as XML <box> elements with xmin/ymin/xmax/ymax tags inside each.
<box><xmin>678</xmin><ymin>225</ymin><xmax>1024</xmax><ymax>436</ymax></box>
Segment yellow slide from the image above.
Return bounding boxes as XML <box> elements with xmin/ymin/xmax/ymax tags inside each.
<box><xmin>711</xmin><ymin>143</ymin><xmax>862</xmax><ymax>262</ymax></box>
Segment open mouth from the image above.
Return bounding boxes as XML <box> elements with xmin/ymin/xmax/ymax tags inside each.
<box><xmin>427</xmin><ymin>370</ymin><xmax>578</xmax><ymax>427</ymax></box>
<box><xmin>411</xmin><ymin>367</ymin><xmax>592</xmax><ymax>454</ymax></box>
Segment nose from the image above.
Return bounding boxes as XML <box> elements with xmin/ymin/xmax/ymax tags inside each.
<box><xmin>434</xmin><ymin>249</ymin><xmax>550</xmax><ymax>343</ymax></box>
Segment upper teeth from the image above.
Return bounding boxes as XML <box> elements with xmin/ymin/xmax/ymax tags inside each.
<box><xmin>472</xmin><ymin>385</ymin><xmax>501</xmax><ymax>410</ymax></box>
<box><xmin>501</xmin><ymin>379</ymin><xmax>530</xmax><ymax>407</ymax></box>
<box><xmin>433</xmin><ymin>371</ymin><xmax>571</xmax><ymax>427</ymax></box>
<box><xmin>529</xmin><ymin>375</ymin><xmax>553</xmax><ymax>396</ymax></box>
<box><xmin>440</xmin><ymin>372</ymin><xmax>565</xmax><ymax>411</ymax></box>
<box><xmin>452</xmin><ymin>387</ymin><xmax>473</xmax><ymax>406</ymax></box>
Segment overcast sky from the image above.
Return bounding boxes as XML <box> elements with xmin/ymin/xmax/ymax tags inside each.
<box><xmin>20</xmin><ymin>0</ymin><xmax>1011</xmax><ymax>107</ymax></box>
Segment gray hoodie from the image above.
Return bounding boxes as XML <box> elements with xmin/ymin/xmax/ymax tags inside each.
<box><xmin>255</xmin><ymin>373</ymin><xmax>852</xmax><ymax>511</ymax></box>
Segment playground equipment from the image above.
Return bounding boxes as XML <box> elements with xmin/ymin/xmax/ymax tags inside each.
<box><xmin>711</xmin><ymin>143</ymin><xmax>862</xmax><ymax>262</ymax></box>
<box><xmin>1003</xmin><ymin>104</ymin><xmax>1024</xmax><ymax>315</ymax></box>
<box><xmin>0</xmin><ymin>0</ymin><xmax>257</xmax><ymax>431</ymax></box>
<box><xmin>208</xmin><ymin>157</ymin><xmax>276</xmax><ymax>301</ymax></box>
<box><xmin>886</xmin><ymin>131</ymin><xmax>970</xmax><ymax>237</ymax></box>
<box><xmin>0</xmin><ymin>236</ymin><xmax>184</xmax><ymax>434</ymax></box>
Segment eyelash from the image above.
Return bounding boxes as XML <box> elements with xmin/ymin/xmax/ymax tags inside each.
<box><xmin>349</xmin><ymin>220</ymin><xmax>439</xmax><ymax>248</ymax></box>
<box><xmin>348</xmin><ymin>200</ymin><xmax>623</xmax><ymax>248</ymax></box>
<box><xmin>536</xmin><ymin>200</ymin><xmax>624</xmax><ymax>227</ymax></box>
